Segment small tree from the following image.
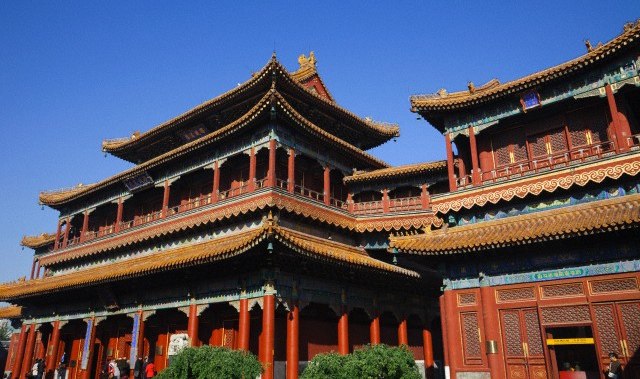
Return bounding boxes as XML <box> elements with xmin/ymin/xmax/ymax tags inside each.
<box><xmin>301</xmin><ymin>344</ymin><xmax>421</xmax><ymax>379</ymax></box>
<box><xmin>156</xmin><ymin>345</ymin><xmax>262</xmax><ymax>379</ymax></box>
<box><xmin>0</xmin><ymin>320</ymin><xmax>13</xmax><ymax>341</ymax></box>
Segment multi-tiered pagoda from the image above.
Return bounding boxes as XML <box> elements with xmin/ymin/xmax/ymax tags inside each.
<box><xmin>1</xmin><ymin>53</ymin><xmax>445</xmax><ymax>379</ymax></box>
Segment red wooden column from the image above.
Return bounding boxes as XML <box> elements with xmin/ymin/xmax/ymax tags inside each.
<box><xmin>468</xmin><ymin>126</ymin><xmax>481</xmax><ymax>185</ymax></box>
<box><xmin>422</xmin><ymin>325</ymin><xmax>435</xmax><ymax>379</ymax></box>
<box><xmin>370</xmin><ymin>313</ymin><xmax>380</xmax><ymax>345</ymax></box>
<box><xmin>114</xmin><ymin>198</ymin><xmax>124</xmax><ymax>232</ymax></box>
<box><xmin>323</xmin><ymin>166</ymin><xmax>331</xmax><ymax>205</ymax></box>
<box><xmin>137</xmin><ymin>312</ymin><xmax>146</xmax><ymax>358</ymax></box>
<box><xmin>286</xmin><ymin>302</ymin><xmax>299</xmax><ymax>379</ymax></box>
<box><xmin>53</xmin><ymin>220</ymin><xmax>63</xmax><ymax>250</ymax></box>
<box><xmin>19</xmin><ymin>324</ymin><xmax>37</xmax><ymax>379</ymax></box>
<box><xmin>248</xmin><ymin>148</ymin><xmax>257</xmax><ymax>191</ymax></box>
<box><xmin>337</xmin><ymin>306</ymin><xmax>349</xmax><ymax>355</ymax></box>
<box><xmin>287</xmin><ymin>148</ymin><xmax>295</xmax><ymax>193</ymax></box>
<box><xmin>212</xmin><ymin>161</ymin><xmax>220</xmax><ymax>203</ymax></box>
<box><xmin>347</xmin><ymin>193</ymin><xmax>354</xmax><ymax>213</ymax></box>
<box><xmin>605</xmin><ymin>84</ymin><xmax>630</xmax><ymax>152</ymax></box>
<box><xmin>267</xmin><ymin>140</ymin><xmax>277</xmax><ymax>187</ymax></box>
<box><xmin>45</xmin><ymin>321</ymin><xmax>61</xmax><ymax>375</ymax></box>
<box><xmin>480</xmin><ymin>281</ymin><xmax>506</xmax><ymax>379</ymax></box>
<box><xmin>30</xmin><ymin>260</ymin><xmax>37</xmax><ymax>280</ymax></box>
<box><xmin>397</xmin><ymin>316</ymin><xmax>408</xmax><ymax>346</ymax></box>
<box><xmin>445</xmin><ymin>134</ymin><xmax>457</xmax><ymax>192</ymax></box>
<box><xmin>260</xmin><ymin>292</ymin><xmax>276</xmax><ymax>379</ymax></box>
<box><xmin>382</xmin><ymin>189</ymin><xmax>390</xmax><ymax>213</ymax></box>
<box><xmin>11</xmin><ymin>325</ymin><xmax>28</xmax><ymax>379</ymax></box>
<box><xmin>443</xmin><ymin>290</ymin><xmax>460</xmax><ymax>378</ymax></box>
<box><xmin>237</xmin><ymin>298</ymin><xmax>250</xmax><ymax>351</ymax></box>
<box><xmin>161</xmin><ymin>180</ymin><xmax>171</xmax><ymax>218</ymax></box>
<box><xmin>79</xmin><ymin>210</ymin><xmax>90</xmax><ymax>243</ymax></box>
<box><xmin>61</xmin><ymin>217</ymin><xmax>71</xmax><ymax>249</ymax></box>
<box><xmin>439</xmin><ymin>296</ymin><xmax>450</xmax><ymax>376</ymax></box>
<box><xmin>420</xmin><ymin>184</ymin><xmax>430</xmax><ymax>209</ymax></box>
<box><xmin>187</xmin><ymin>302</ymin><xmax>200</xmax><ymax>347</ymax></box>
<box><xmin>80</xmin><ymin>319</ymin><xmax>97</xmax><ymax>379</ymax></box>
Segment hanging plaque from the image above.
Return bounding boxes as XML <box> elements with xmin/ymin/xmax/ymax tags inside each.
<box><xmin>80</xmin><ymin>319</ymin><xmax>93</xmax><ymax>370</ymax></box>
<box><xmin>129</xmin><ymin>313</ymin><xmax>140</xmax><ymax>366</ymax></box>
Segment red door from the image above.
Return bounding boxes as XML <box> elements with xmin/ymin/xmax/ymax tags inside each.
<box><xmin>501</xmin><ymin>308</ymin><xmax>548</xmax><ymax>379</ymax></box>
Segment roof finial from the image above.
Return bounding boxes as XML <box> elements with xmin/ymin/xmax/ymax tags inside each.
<box><xmin>298</xmin><ymin>51</ymin><xmax>316</xmax><ymax>69</ymax></box>
<box><xmin>584</xmin><ymin>39</ymin><xmax>594</xmax><ymax>52</ymax></box>
<box><xmin>467</xmin><ymin>81</ymin><xmax>475</xmax><ymax>94</ymax></box>
<box><xmin>271</xmin><ymin>50</ymin><xmax>277</xmax><ymax>61</ymax></box>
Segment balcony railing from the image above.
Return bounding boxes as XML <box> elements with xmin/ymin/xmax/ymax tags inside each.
<box><xmin>456</xmin><ymin>135</ymin><xmax>640</xmax><ymax>188</ymax></box>
<box><xmin>59</xmin><ymin>177</ymin><xmax>428</xmax><ymax>250</ymax></box>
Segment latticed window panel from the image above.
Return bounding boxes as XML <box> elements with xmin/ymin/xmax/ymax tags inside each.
<box><xmin>548</xmin><ymin>128</ymin><xmax>568</xmax><ymax>153</ymax></box>
<box><xmin>502</xmin><ymin>310</ymin><xmax>524</xmax><ymax>357</ymax></box>
<box><xmin>566</xmin><ymin>105</ymin><xmax>609</xmax><ymax>146</ymax></box>
<box><xmin>590</xmin><ymin>277</ymin><xmax>638</xmax><ymax>294</ymax></box>
<box><xmin>541</xmin><ymin>305</ymin><xmax>591</xmax><ymax>325</ymax></box>
<box><xmin>497</xmin><ymin>287</ymin><xmax>536</xmax><ymax>303</ymax></box>
<box><xmin>528</xmin><ymin>134</ymin><xmax>548</xmax><ymax>158</ymax></box>
<box><xmin>619</xmin><ymin>302</ymin><xmax>640</xmax><ymax>359</ymax></box>
<box><xmin>461</xmin><ymin>312</ymin><xmax>483</xmax><ymax>364</ymax></box>
<box><xmin>524</xmin><ymin>310</ymin><xmax>544</xmax><ymax>356</ymax></box>
<box><xmin>541</xmin><ymin>283</ymin><xmax>585</xmax><ymax>298</ymax></box>
<box><xmin>512</xmin><ymin>141</ymin><xmax>528</xmax><ymax>162</ymax></box>
<box><xmin>593</xmin><ymin>304</ymin><xmax>622</xmax><ymax>357</ymax></box>
<box><xmin>458</xmin><ymin>292</ymin><xmax>477</xmax><ymax>306</ymax></box>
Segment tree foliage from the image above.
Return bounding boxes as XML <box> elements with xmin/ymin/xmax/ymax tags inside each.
<box><xmin>302</xmin><ymin>344</ymin><xmax>421</xmax><ymax>379</ymax></box>
<box><xmin>0</xmin><ymin>320</ymin><xmax>13</xmax><ymax>341</ymax></box>
<box><xmin>155</xmin><ymin>345</ymin><xmax>262</xmax><ymax>379</ymax></box>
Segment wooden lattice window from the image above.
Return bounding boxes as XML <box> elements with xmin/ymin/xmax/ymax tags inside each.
<box><xmin>566</xmin><ymin>105</ymin><xmax>609</xmax><ymax>147</ymax></box>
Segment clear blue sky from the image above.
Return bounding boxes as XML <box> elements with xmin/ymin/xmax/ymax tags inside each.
<box><xmin>1</xmin><ymin>2</ymin><xmax>638</xmax><ymax>283</ymax></box>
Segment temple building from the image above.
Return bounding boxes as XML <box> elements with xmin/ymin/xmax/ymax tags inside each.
<box><xmin>2</xmin><ymin>21</ymin><xmax>640</xmax><ymax>379</ymax></box>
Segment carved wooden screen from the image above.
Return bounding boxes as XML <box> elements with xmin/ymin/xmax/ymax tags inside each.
<box><xmin>566</xmin><ymin>105</ymin><xmax>609</xmax><ymax>147</ymax></box>
<box><xmin>460</xmin><ymin>312</ymin><xmax>483</xmax><ymax>365</ymax></box>
<box><xmin>592</xmin><ymin>301</ymin><xmax>640</xmax><ymax>376</ymax></box>
<box><xmin>500</xmin><ymin>308</ymin><xmax>548</xmax><ymax>379</ymax></box>
<box><xmin>617</xmin><ymin>302</ymin><xmax>640</xmax><ymax>375</ymax></box>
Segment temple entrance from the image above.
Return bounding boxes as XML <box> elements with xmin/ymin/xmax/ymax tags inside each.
<box><xmin>546</xmin><ymin>326</ymin><xmax>599</xmax><ymax>379</ymax></box>
<box><xmin>500</xmin><ymin>308</ymin><xmax>548</xmax><ymax>379</ymax></box>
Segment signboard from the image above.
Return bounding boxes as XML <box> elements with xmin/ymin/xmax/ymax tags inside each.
<box><xmin>129</xmin><ymin>313</ymin><xmax>140</xmax><ymax>366</ymax></box>
<box><xmin>80</xmin><ymin>319</ymin><xmax>93</xmax><ymax>370</ymax></box>
<box><xmin>546</xmin><ymin>338</ymin><xmax>594</xmax><ymax>345</ymax></box>
<box><xmin>521</xmin><ymin>91</ymin><xmax>541</xmax><ymax>111</ymax></box>
<box><xmin>533</xmin><ymin>268</ymin><xmax>584</xmax><ymax>281</ymax></box>
<box><xmin>123</xmin><ymin>172</ymin><xmax>154</xmax><ymax>192</ymax></box>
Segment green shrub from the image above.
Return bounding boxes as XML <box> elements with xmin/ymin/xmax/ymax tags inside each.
<box><xmin>301</xmin><ymin>344</ymin><xmax>420</xmax><ymax>379</ymax></box>
<box><xmin>156</xmin><ymin>345</ymin><xmax>262</xmax><ymax>379</ymax></box>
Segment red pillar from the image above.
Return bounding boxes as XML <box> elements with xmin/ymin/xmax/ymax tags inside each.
<box><xmin>382</xmin><ymin>189</ymin><xmax>390</xmax><ymax>213</ymax></box>
<box><xmin>114</xmin><ymin>198</ymin><xmax>124</xmax><ymax>232</ymax></box>
<box><xmin>420</xmin><ymin>184</ymin><xmax>430</xmax><ymax>209</ymax></box>
<box><xmin>30</xmin><ymin>260</ymin><xmax>36</xmax><ymax>280</ymax></box>
<box><xmin>480</xmin><ymin>284</ymin><xmax>506</xmax><ymax>379</ymax></box>
<box><xmin>212</xmin><ymin>161</ymin><xmax>220</xmax><ymax>203</ymax></box>
<box><xmin>286</xmin><ymin>302</ymin><xmax>299</xmax><ymax>379</ymax></box>
<box><xmin>238</xmin><ymin>298</ymin><xmax>250</xmax><ymax>351</ymax></box>
<box><xmin>397</xmin><ymin>317</ymin><xmax>408</xmax><ymax>346</ymax></box>
<box><xmin>260</xmin><ymin>293</ymin><xmax>276</xmax><ymax>379</ymax></box>
<box><xmin>54</xmin><ymin>220</ymin><xmax>62</xmax><ymax>250</ymax></box>
<box><xmin>80</xmin><ymin>319</ymin><xmax>96</xmax><ymax>379</ymax></box>
<box><xmin>445</xmin><ymin>134</ymin><xmax>457</xmax><ymax>192</ymax></box>
<box><xmin>61</xmin><ymin>218</ymin><xmax>71</xmax><ymax>249</ymax></box>
<box><xmin>20</xmin><ymin>324</ymin><xmax>37</xmax><ymax>379</ymax></box>
<box><xmin>605</xmin><ymin>84</ymin><xmax>630</xmax><ymax>151</ymax></box>
<box><xmin>439</xmin><ymin>296</ymin><xmax>450</xmax><ymax>373</ymax></box>
<box><xmin>337</xmin><ymin>306</ymin><xmax>349</xmax><ymax>355</ymax></box>
<box><xmin>268</xmin><ymin>140</ymin><xmax>277</xmax><ymax>187</ymax></box>
<box><xmin>347</xmin><ymin>193</ymin><xmax>354</xmax><ymax>213</ymax></box>
<box><xmin>323</xmin><ymin>166</ymin><xmax>331</xmax><ymax>205</ymax></box>
<box><xmin>11</xmin><ymin>325</ymin><xmax>28</xmax><ymax>379</ymax></box>
<box><xmin>249</xmin><ymin>148</ymin><xmax>257</xmax><ymax>191</ymax></box>
<box><xmin>137</xmin><ymin>312</ymin><xmax>146</xmax><ymax>358</ymax></box>
<box><xmin>161</xmin><ymin>180</ymin><xmax>170</xmax><ymax>218</ymax></box>
<box><xmin>188</xmin><ymin>303</ymin><xmax>199</xmax><ymax>347</ymax></box>
<box><xmin>443</xmin><ymin>290</ymin><xmax>460</xmax><ymax>378</ymax></box>
<box><xmin>370</xmin><ymin>314</ymin><xmax>380</xmax><ymax>345</ymax></box>
<box><xmin>79</xmin><ymin>211</ymin><xmax>89</xmax><ymax>242</ymax></box>
<box><xmin>469</xmin><ymin>126</ymin><xmax>481</xmax><ymax>185</ymax></box>
<box><xmin>287</xmin><ymin>148</ymin><xmax>295</xmax><ymax>193</ymax></box>
<box><xmin>423</xmin><ymin>327</ymin><xmax>435</xmax><ymax>379</ymax></box>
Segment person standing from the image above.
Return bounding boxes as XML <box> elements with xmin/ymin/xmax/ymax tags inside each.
<box><xmin>133</xmin><ymin>357</ymin><xmax>144</xmax><ymax>379</ymax></box>
<box><xmin>144</xmin><ymin>358</ymin><xmax>156</xmax><ymax>379</ymax></box>
<box><xmin>605</xmin><ymin>352</ymin><xmax>623</xmax><ymax>379</ymax></box>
